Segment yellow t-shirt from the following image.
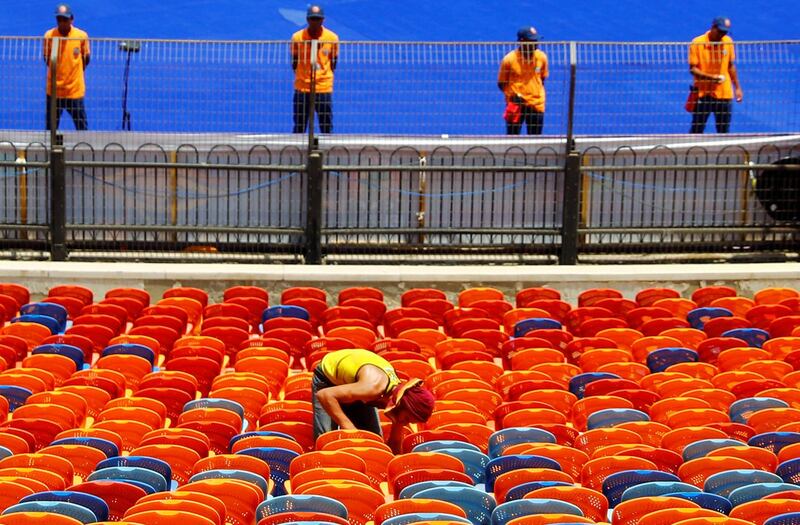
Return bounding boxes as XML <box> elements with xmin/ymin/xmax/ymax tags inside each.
<box><xmin>291</xmin><ymin>27</ymin><xmax>339</xmax><ymax>94</ymax></box>
<box><xmin>319</xmin><ymin>349</ymin><xmax>400</xmax><ymax>394</ymax></box>
<box><xmin>44</xmin><ymin>26</ymin><xmax>90</xmax><ymax>99</ymax></box>
<box><xmin>689</xmin><ymin>32</ymin><xmax>736</xmax><ymax>100</ymax></box>
<box><xmin>498</xmin><ymin>48</ymin><xmax>549</xmax><ymax>112</ymax></box>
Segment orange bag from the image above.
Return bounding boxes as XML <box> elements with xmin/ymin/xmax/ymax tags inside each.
<box><xmin>685</xmin><ymin>86</ymin><xmax>699</xmax><ymax>113</ymax></box>
<box><xmin>504</xmin><ymin>102</ymin><xmax>522</xmax><ymax>123</ymax></box>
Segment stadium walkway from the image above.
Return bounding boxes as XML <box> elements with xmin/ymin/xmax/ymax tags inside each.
<box><xmin>3</xmin><ymin>261</ymin><xmax>799</xmax><ymax>305</ymax></box>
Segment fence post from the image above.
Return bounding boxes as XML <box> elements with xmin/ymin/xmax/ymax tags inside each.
<box><xmin>307</xmin><ymin>40</ymin><xmax>318</xmax><ymax>152</ymax></box>
<box><xmin>560</xmin><ymin>151</ymin><xmax>581</xmax><ymax>265</ymax></box>
<box><xmin>304</xmin><ymin>149</ymin><xmax>323</xmax><ymax>264</ymax></box>
<box><xmin>50</xmin><ymin>133</ymin><xmax>67</xmax><ymax>261</ymax></box>
<box><xmin>48</xmin><ymin>37</ymin><xmax>60</xmax><ymax>146</ymax></box>
<box><xmin>566</xmin><ymin>41</ymin><xmax>577</xmax><ymax>151</ymax></box>
<box><xmin>559</xmin><ymin>41</ymin><xmax>580</xmax><ymax>265</ymax></box>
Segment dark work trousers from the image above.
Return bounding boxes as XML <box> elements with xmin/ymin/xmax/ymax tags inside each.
<box><xmin>311</xmin><ymin>366</ymin><xmax>382</xmax><ymax>441</ymax></box>
<box><xmin>507</xmin><ymin>105</ymin><xmax>544</xmax><ymax>135</ymax></box>
<box><xmin>46</xmin><ymin>96</ymin><xmax>88</xmax><ymax>131</ymax></box>
<box><xmin>293</xmin><ymin>91</ymin><xmax>333</xmax><ymax>134</ymax></box>
<box><xmin>690</xmin><ymin>96</ymin><xmax>732</xmax><ymax>133</ymax></box>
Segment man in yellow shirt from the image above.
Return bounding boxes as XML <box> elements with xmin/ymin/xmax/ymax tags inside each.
<box><xmin>313</xmin><ymin>349</ymin><xmax>435</xmax><ymax>453</ymax></box>
<box><xmin>44</xmin><ymin>4</ymin><xmax>90</xmax><ymax>130</ymax></box>
<box><xmin>291</xmin><ymin>5</ymin><xmax>338</xmax><ymax>134</ymax></box>
<box><xmin>498</xmin><ymin>27</ymin><xmax>548</xmax><ymax>135</ymax></box>
<box><xmin>689</xmin><ymin>16</ymin><xmax>743</xmax><ymax>133</ymax></box>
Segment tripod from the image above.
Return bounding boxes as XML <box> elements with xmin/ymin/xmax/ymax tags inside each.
<box><xmin>119</xmin><ymin>40</ymin><xmax>140</xmax><ymax>131</ymax></box>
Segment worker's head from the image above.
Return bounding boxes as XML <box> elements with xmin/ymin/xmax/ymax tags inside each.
<box><xmin>306</xmin><ymin>5</ymin><xmax>325</xmax><ymax>32</ymax></box>
<box><xmin>709</xmin><ymin>16</ymin><xmax>731</xmax><ymax>41</ymax></box>
<box><xmin>55</xmin><ymin>3</ymin><xmax>73</xmax><ymax>34</ymax></box>
<box><xmin>384</xmin><ymin>379</ymin><xmax>435</xmax><ymax>425</ymax></box>
<box><xmin>517</xmin><ymin>26</ymin><xmax>540</xmax><ymax>57</ymax></box>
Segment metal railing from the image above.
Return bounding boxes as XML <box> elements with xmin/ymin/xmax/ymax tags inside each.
<box><xmin>0</xmin><ymin>37</ymin><xmax>798</xmax><ymax>264</ymax></box>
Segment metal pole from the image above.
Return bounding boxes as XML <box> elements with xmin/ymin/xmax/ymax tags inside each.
<box><xmin>122</xmin><ymin>49</ymin><xmax>133</xmax><ymax>130</ymax></box>
<box><xmin>50</xmin><ymin>134</ymin><xmax>67</xmax><ymax>261</ymax></box>
<box><xmin>307</xmin><ymin>39</ymin><xmax>318</xmax><ymax>154</ymax></box>
<box><xmin>566</xmin><ymin>41</ymin><xmax>577</xmax><ymax>151</ymax></box>
<box><xmin>48</xmin><ymin>37</ymin><xmax>60</xmax><ymax>145</ymax></box>
<box><xmin>17</xmin><ymin>152</ymin><xmax>28</xmax><ymax>241</ymax></box>
<box><xmin>560</xmin><ymin>151</ymin><xmax>581</xmax><ymax>265</ymax></box>
<box><xmin>559</xmin><ymin>41</ymin><xmax>580</xmax><ymax>265</ymax></box>
<box><xmin>304</xmin><ymin>149</ymin><xmax>323</xmax><ymax>264</ymax></box>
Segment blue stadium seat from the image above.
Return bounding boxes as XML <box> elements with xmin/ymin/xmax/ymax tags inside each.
<box><xmin>0</xmin><ymin>446</ymin><xmax>12</xmax><ymax>460</ymax></box>
<box><xmin>488</xmin><ymin>427</ymin><xmax>557</xmax><ymax>458</ymax></box>
<box><xmin>50</xmin><ymin>436</ymin><xmax>119</xmax><ymax>458</ymax></box>
<box><xmin>728</xmin><ymin>482</ymin><xmax>800</xmax><ymax>507</ymax></box>
<box><xmin>587</xmin><ymin>408</ymin><xmax>650</xmax><ymax>430</ymax></box>
<box><xmin>568</xmin><ymin>372</ymin><xmax>621</xmax><ymax>399</ymax></box>
<box><xmin>229</xmin><ymin>430</ymin><xmax>297</xmax><ymax>450</ymax></box>
<box><xmin>87</xmin><ymin>466</ymin><xmax>167</xmax><ymax>494</ymax></box>
<box><xmin>189</xmin><ymin>468</ymin><xmax>269</xmax><ymax>499</ymax></box>
<box><xmin>687</xmin><ymin>307</ymin><xmax>733</xmax><ymax>330</ymax></box>
<box><xmin>2</xmin><ymin>500</ymin><xmax>98</xmax><ymax>523</ymax></box>
<box><xmin>504</xmin><ymin>481</ymin><xmax>573</xmax><ymax>502</ymax></box>
<box><xmin>236</xmin><ymin>446</ymin><xmax>299</xmax><ymax>496</ymax></box>
<box><xmin>434</xmin><ymin>448</ymin><xmax>491</xmax><ymax>484</ymax></box>
<box><xmin>722</xmin><ymin>328</ymin><xmax>770</xmax><ymax>347</ymax></box>
<box><xmin>413</xmin><ymin>440</ymin><xmax>482</xmax><ymax>453</ymax></box>
<box><xmin>0</xmin><ymin>385</ymin><xmax>33</xmax><ymax>411</ymax></box>
<box><xmin>662</xmin><ymin>491</ymin><xmax>733</xmax><ymax>514</ymax></box>
<box><xmin>101</xmin><ymin>343</ymin><xmax>156</xmax><ymax>365</ymax></box>
<box><xmin>602</xmin><ymin>469</ymin><xmax>681</xmax><ymax>507</ymax></box>
<box><xmin>682</xmin><ymin>438</ymin><xmax>747</xmax><ymax>461</ymax></box>
<box><xmin>620</xmin><ymin>481</ymin><xmax>701</xmax><ymax>502</ymax></box>
<box><xmin>485</xmin><ymin>455</ymin><xmax>561</xmax><ymax>493</ymax></box>
<box><xmin>703</xmin><ymin>469</ymin><xmax>783</xmax><ymax>497</ymax></box>
<box><xmin>777</xmin><ymin>458</ymin><xmax>800</xmax><ymax>484</ymax></box>
<box><xmin>730</xmin><ymin>397</ymin><xmax>789</xmax><ymax>424</ymax></box>
<box><xmin>20</xmin><ymin>302</ymin><xmax>68</xmax><ymax>331</ymax></box>
<box><xmin>268</xmin><ymin>522</ymin><xmax>344</xmax><ymax>525</ymax></box>
<box><xmin>263</xmin><ymin>305</ymin><xmax>310</xmax><ymax>322</ymax></box>
<box><xmin>398</xmin><ymin>480</ymin><xmax>474</xmax><ymax>499</ymax></box>
<box><xmin>414</xmin><ymin>486</ymin><xmax>497</xmax><ymax>525</ymax></box>
<box><xmin>12</xmin><ymin>314</ymin><xmax>60</xmax><ymax>334</ymax></box>
<box><xmin>184</xmin><ymin>397</ymin><xmax>245</xmax><ymax>420</ymax></box>
<box><xmin>33</xmin><ymin>343</ymin><xmax>85</xmax><ymax>370</ymax></box>
<box><xmin>748</xmin><ymin>432</ymin><xmax>800</xmax><ymax>454</ymax></box>
<box><xmin>766</xmin><ymin>513</ymin><xmax>800</xmax><ymax>525</ymax></box>
<box><xmin>646</xmin><ymin>347</ymin><xmax>698</xmax><ymax>373</ymax></box>
<box><xmin>514</xmin><ymin>318</ymin><xmax>562</xmax><ymax>337</ymax></box>
<box><xmin>20</xmin><ymin>490</ymin><xmax>110</xmax><ymax>522</ymax></box>
<box><xmin>491</xmin><ymin>499</ymin><xmax>583</xmax><ymax>525</ymax></box>
<box><xmin>382</xmin><ymin>513</ymin><xmax>471</xmax><ymax>525</ymax></box>
<box><xmin>256</xmin><ymin>494</ymin><xmax>349</xmax><ymax>520</ymax></box>
<box><xmin>95</xmin><ymin>456</ymin><xmax>171</xmax><ymax>489</ymax></box>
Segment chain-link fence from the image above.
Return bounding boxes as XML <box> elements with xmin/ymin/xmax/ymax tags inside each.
<box><xmin>0</xmin><ymin>37</ymin><xmax>798</xmax><ymax>263</ymax></box>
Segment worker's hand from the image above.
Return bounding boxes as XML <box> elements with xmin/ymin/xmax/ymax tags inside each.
<box><xmin>713</xmin><ymin>74</ymin><xmax>725</xmax><ymax>84</ymax></box>
<box><xmin>387</xmin><ymin>432</ymin><xmax>403</xmax><ymax>455</ymax></box>
<box><xmin>735</xmin><ymin>87</ymin><xmax>744</xmax><ymax>102</ymax></box>
<box><xmin>511</xmin><ymin>93</ymin><xmax>525</xmax><ymax>105</ymax></box>
<box><xmin>339</xmin><ymin>420</ymin><xmax>357</xmax><ymax>430</ymax></box>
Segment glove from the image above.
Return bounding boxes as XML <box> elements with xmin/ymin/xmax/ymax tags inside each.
<box><xmin>511</xmin><ymin>93</ymin><xmax>525</xmax><ymax>105</ymax></box>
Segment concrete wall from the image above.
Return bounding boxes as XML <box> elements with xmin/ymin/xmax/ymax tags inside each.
<box><xmin>6</xmin><ymin>261</ymin><xmax>800</xmax><ymax>307</ymax></box>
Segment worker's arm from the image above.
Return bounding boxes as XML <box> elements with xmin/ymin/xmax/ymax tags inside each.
<box><xmin>690</xmin><ymin>65</ymin><xmax>724</xmax><ymax>83</ymax></box>
<box><xmin>315</xmin><ymin>366</ymin><xmax>386</xmax><ymax>430</ymax></box>
<box><xmin>386</xmin><ymin>415</ymin><xmax>407</xmax><ymax>454</ymax></box>
<box><xmin>729</xmin><ymin>63</ymin><xmax>743</xmax><ymax>102</ymax></box>
<box><xmin>290</xmin><ymin>40</ymin><xmax>298</xmax><ymax>71</ymax></box>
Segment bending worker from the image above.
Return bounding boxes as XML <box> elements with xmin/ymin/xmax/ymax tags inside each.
<box><xmin>313</xmin><ymin>348</ymin><xmax>435</xmax><ymax>453</ymax></box>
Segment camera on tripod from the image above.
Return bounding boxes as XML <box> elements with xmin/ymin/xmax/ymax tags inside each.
<box><xmin>119</xmin><ymin>40</ymin><xmax>141</xmax><ymax>53</ymax></box>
